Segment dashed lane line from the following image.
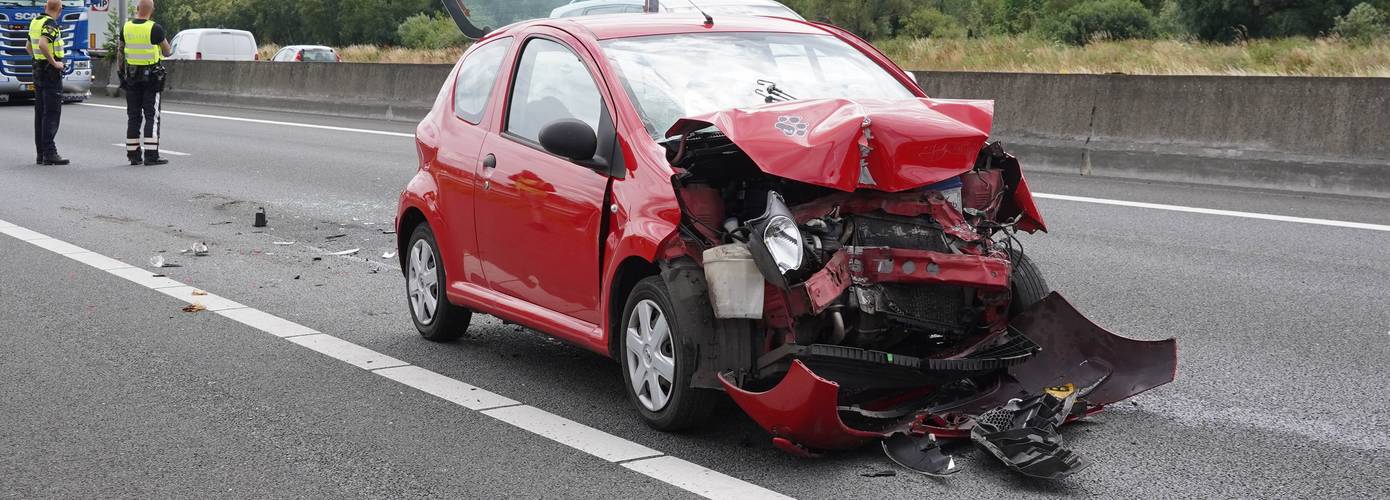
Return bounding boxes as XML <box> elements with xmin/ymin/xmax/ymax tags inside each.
<box><xmin>1033</xmin><ymin>193</ymin><xmax>1390</xmax><ymax>232</ymax></box>
<box><xmin>0</xmin><ymin>217</ymin><xmax>792</xmax><ymax>500</ymax></box>
<box><xmin>109</xmin><ymin>144</ymin><xmax>192</xmax><ymax>156</ymax></box>
<box><xmin>81</xmin><ymin>102</ymin><xmax>414</xmax><ymax>138</ymax></box>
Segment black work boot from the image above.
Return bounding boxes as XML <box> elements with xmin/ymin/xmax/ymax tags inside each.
<box><xmin>143</xmin><ymin>151</ymin><xmax>168</xmax><ymax>166</ymax></box>
<box><xmin>128</xmin><ymin>151</ymin><xmax>143</xmax><ymax>166</ymax></box>
<box><xmin>41</xmin><ymin>154</ymin><xmax>70</xmax><ymax>166</ymax></box>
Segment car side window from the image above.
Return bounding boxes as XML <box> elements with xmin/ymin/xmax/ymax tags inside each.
<box><xmin>453</xmin><ymin>38</ymin><xmax>514</xmax><ymax>124</ymax></box>
<box><xmin>506</xmin><ymin>38</ymin><xmax>604</xmax><ymax>144</ymax></box>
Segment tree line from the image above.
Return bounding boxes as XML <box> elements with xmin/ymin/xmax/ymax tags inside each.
<box><xmin>149</xmin><ymin>0</ymin><xmax>1390</xmax><ymax>47</ymax></box>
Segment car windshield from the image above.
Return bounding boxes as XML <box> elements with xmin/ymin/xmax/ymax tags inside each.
<box><xmin>600</xmin><ymin>32</ymin><xmax>915</xmax><ymax>139</ymax></box>
<box><xmin>301</xmin><ymin>49</ymin><xmax>336</xmax><ymax>62</ymax></box>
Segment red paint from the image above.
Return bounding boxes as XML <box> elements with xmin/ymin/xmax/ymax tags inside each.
<box><xmin>720</xmin><ymin>361</ymin><xmax>884</xmax><ymax>451</ymax></box>
<box><xmin>668</xmin><ymin>98</ymin><xmax>994</xmax><ymax>193</ymax></box>
<box><xmin>848</xmin><ymin>247</ymin><xmax>1011</xmax><ymax>290</ymax></box>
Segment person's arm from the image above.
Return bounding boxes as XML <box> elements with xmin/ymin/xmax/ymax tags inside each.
<box><xmin>160</xmin><ymin>40</ymin><xmax>172</xmax><ymax>57</ymax></box>
<box><xmin>38</xmin><ymin>37</ymin><xmax>62</xmax><ymax>71</ymax></box>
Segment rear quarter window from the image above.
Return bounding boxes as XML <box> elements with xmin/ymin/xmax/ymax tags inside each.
<box><xmin>453</xmin><ymin>38</ymin><xmax>514</xmax><ymax>124</ymax></box>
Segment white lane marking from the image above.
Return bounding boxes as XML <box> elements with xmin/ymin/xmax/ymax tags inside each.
<box><xmin>82</xmin><ymin>103</ymin><xmax>414</xmax><ymax>138</ymax></box>
<box><xmin>286</xmin><ymin>334</ymin><xmax>410</xmax><ymax>370</ymax></box>
<box><xmin>65</xmin><ymin>252</ymin><xmax>136</xmax><ymax>271</ymax></box>
<box><xmin>1033</xmin><ymin>193</ymin><xmax>1390</xmax><ymax>232</ymax></box>
<box><xmin>28</xmin><ymin>238</ymin><xmax>89</xmax><ymax>255</ymax></box>
<box><xmin>109</xmin><ymin>144</ymin><xmax>192</xmax><ymax>156</ymax></box>
<box><xmin>624</xmin><ymin>456</ymin><xmax>795</xmax><ymax>500</ymax></box>
<box><xmin>216</xmin><ymin>308</ymin><xmax>319</xmax><ymax>338</ymax></box>
<box><xmin>480</xmin><ymin>404</ymin><xmax>663</xmax><ymax>463</ymax></box>
<box><xmin>106</xmin><ymin>267</ymin><xmax>185</xmax><ymax>289</ymax></box>
<box><xmin>0</xmin><ymin>226</ymin><xmax>50</xmax><ymax>241</ymax></box>
<box><xmin>156</xmin><ymin>286</ymin><xmax>248</xmax><ymax>312</ymax></box>
<box><xmin>0</xmin><ymin>219</ymin><xmax>791</xmax><ymax>500</ymax></box>
<box><xmin>374</xmin><ymin>365</ymin><xmax>520</xmax><ymax>411</ymax></box>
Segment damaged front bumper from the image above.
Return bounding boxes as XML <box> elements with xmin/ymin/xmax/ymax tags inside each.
<box><xmin>719</xmin><ymin>293</ymin><xmax>1177</xmax><ymax>477</ymax></box>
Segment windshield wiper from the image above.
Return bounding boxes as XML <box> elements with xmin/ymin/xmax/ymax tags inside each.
<box><xmin>756</xmin><ymin>79</ymin><xmax>797</xmax><ymax>103</ymax></box>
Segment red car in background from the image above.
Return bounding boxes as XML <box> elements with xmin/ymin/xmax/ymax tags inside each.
<box><xmin>397</xmin><ymin>4</ymin><xmax>1176</xmax><ymax>479</ymax></box>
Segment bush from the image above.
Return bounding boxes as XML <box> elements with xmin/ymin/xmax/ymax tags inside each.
<box><xmin>397</xmin><ymin>12</ymin><xmax>466</xmax><ymax>50</ymax></box>
<box><xmin>903</xmin><ymin>8</ymin><xmax>968</xmax><ymax>38</ymax></box>
<box><xmin>1335</xmin><ymin>3</ymin><xmax>1389</xmax><ymax>43</ymax></box>
<box><xmin>1046</xmin><ymin>0</ymin><xmax>1156</xmax><ymax>45</ymax></box>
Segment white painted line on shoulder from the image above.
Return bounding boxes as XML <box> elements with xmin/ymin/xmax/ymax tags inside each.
<box><xmin>106</xmin><ymin>267</ymin><xmax>185</xmax><ymax>289</ymax></box>
<box><xmin>27</xmin><ymin>238</ymin><xmax>89</xmax><ymax>255</ymax></box>
<box><xmin>374</xmin><ymin>365</ymin><xmax>520</xmax><ymax>411</ymax></box>
<box><xmin>623</xmin><ymin>456</ymin><xmax>794</xmax><ymax>500</ymax></box>
<box><xmin>156</xmin><ymin>286</ymin><xmax>248</xmax><ymax>312</ymax></box>
<box><xmin>0</xmin><ymin>225</ymin><xmax>50</xmax><ymax>241</ymax></box>
<box><xmin>109</xmin><ymin>144</ymin><xmax>192</xmax><ymax>156</ymax></box>
<box><xmin>82</xmin><ymin>103</ymin><xmax>414</xmax><ymax>138</ymax></box>
<box><xmin>1033</xmin><ymin>193</ymin><xmax>1390</xmax><ymax>232</ymax></box>
<box><xmin>65</xmin><ymin>252</ymin><xmax>136</xmax><ymax>271</ymax></box>
<box><xmin>216</xmin><ymin>308</ymin><xmax>319</xmax><ymax>338</ymax></box>
<box><xmin>0</xmin><ymin>218</ymin><xmax>792</xmax><ymax>500</ymax></box>
<box><xmin>481</xmin><ymin>404</ymin><xmax>663</xmax><ymax>463</ymax></box>
<box><xmin>285</xmin><ymin>334</ymin><xmax>410</xmax><ymax>370</ymax></box>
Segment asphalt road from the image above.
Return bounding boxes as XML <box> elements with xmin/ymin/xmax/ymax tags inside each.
<box><xmin>1</xmin><ymin>97</ymin><xmax>1387</xmax><ymax>499</ymax></box>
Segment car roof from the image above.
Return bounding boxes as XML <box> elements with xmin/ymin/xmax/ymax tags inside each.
<box><xmin>281</xmin><ymin>45</ymin><xmax>336</xmax><ymax>51</ymax></box>
<box><xmin>506</xmin><ymin>13</ymin><xmax>826</xmax><ymax>40</ymax></box>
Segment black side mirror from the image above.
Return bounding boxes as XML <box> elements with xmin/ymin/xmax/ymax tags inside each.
<box><xmin>539</xmin><ymin>119</ymin><xmax>598</xmax><ymax>163</ymax></box>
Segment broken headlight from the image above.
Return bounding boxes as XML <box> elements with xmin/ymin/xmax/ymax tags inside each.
<box><xmin>747</xmin><ymin>192</ymin><xmax>803</xmax><ymax>289</ymax></box>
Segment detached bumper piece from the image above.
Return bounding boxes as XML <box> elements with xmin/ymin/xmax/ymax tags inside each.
<box><xmin>723</xmin><ymin>292</ymin><xmax>1177</xmax><ymax>480</ymax></box>
<box><xmin>970</xmin><ymin>392</ymin><xmax>1091</xmax><ymax>479</ymax></box>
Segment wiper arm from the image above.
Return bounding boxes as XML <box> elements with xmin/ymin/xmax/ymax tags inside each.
<box><xmin>756</xmin><ymin>79</ymin><xmax>797</xmax><ymax>103</ymax></box>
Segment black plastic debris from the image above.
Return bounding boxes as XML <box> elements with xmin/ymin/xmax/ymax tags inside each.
<box><xmin>970</xmin><ymin>391</ymin><xmax>1091</xmax><ymax>479</ymax></box>
<box><xmin>860</xmin><ymin>470</ymin><xmax>898</xmax><ymax>478</ymax></box>
<box><xmin>882</xmin><ymin>432</ymin><xmax>958</xmax><ymax>477</ymax></box>
<box><xmin>254</xmin><ymin>208</ymin><xmax>267</xmax><ymax>228</ymax></box>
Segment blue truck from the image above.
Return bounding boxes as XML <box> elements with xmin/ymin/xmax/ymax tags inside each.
<box><xmin>0</xmin><ymin>0</ymin><xmax>96</xmax><ymax>103</ymax></box>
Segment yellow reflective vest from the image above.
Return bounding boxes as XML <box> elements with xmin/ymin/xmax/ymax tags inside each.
<box><xmin>29</xmin><ymin>15</ymin><xmax>65</xmax><ymax>61</ymax></box>
<box><xmin>123</xmin><ymin>20</ymin><xmax>161</xmax><ymax>66</ymax></box>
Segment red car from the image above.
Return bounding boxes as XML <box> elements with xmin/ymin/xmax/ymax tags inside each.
<box><xmin>397</xmin><ymin>4</ymin><xmax>1176</xmax><ymax>479</ymax></box>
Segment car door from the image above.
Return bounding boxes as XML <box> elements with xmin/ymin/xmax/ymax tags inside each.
<box><xmin>474</xmin><ymin>33</ymin><xmax>612</xmax><ymax>324</ymax></box>
<box><xmin>432</xmin><ymin>37</ymin><xmax>515</xmax><ymax>287</ymax></box>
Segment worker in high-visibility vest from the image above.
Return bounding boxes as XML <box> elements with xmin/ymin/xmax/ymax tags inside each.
<box><xmin>119</xmin><ymin>0</ymin><xmax>174</xmax><ymax>165</ymax></box>
<box><xmin>29</xmin><ymin>0</ymin><xmax>68</xmax><ymax>165</ymax></box>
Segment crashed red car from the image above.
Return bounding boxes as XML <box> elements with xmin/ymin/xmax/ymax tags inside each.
<box><xmin>396</xmin><ymin>3</ymin><xmax>1176</xmax><ymax>479</ymax></box>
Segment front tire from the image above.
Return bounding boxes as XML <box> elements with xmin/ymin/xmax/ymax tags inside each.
<box><xmin>1008</xmin><ymin>249</ymin><xmax>1051</xmax><ymax>317</ymax></box>
<box><xmin>619</xmin><ymin>276</ymin><xmax>717</xmax><ymax>431</ymax></box>
<box><xmin>406</xmin><ymin>223</ymin><xmax>471</xmax><ymax>341</ymax></box>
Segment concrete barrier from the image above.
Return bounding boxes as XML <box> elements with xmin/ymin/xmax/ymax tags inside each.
<box><xmin>92</xmin><ymin>60</ymin><xmax>1390</xmax><ymax>198</ymax></box>
<box><xmin>95</xmin><ymin>59</ymin><xmax>451</xmax><ymax>122</ymax></box>
<box><xmin>916</xmin><ymin>71</ymin><xmax>1390</xmax><ymax>199</ymax></box>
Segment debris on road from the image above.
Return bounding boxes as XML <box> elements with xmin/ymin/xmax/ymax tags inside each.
<box><xmin>149</xmin><ymin>255</ymin><xmax>165</xmax><ymax>268</ymax></box>
<box><xmin>326</xmin><ymin>234</ymin><xmax>347</xmax><ymax>240</ymax></box>
<box><xmin>382</xmin><ymin>251</ymin><xmax>397</xmax><ymax>259</ymax></box>
<box><xmin>254</xmin><ymin>208</ymin><xmax>267</xmax><ymax>228</ymax></box>
<box><xmin>273</xmin><ymin>241</ymin><xmax>295</xmax><ymax>246</ymax></box>
<box><xmin>326</xmin><ymin>248</ymin><xmax>360</xmax><ymax>256</ymax></box>
<box><xmin>191</xmin><ymin>290</ymin><xmax>208</xmax><ymax>296</ymax></box>
<box><xmin>181</xmin><ymin>242</ymin><xmax>209</xmax><ymax>256</ymax></box>
<box><xmin>860</xmin><ymin>470</ymin><xmax>898</xmax><ymax>478</ymax></box>
<box><xmin>380</xmin><ymin>229</ymin><xmax>396</xmax><ymax>235</ymax></box>
<box><xmin>181</xmin><ymin>303</ymin><xmax>207</xmax><ymax>313</ymax></box>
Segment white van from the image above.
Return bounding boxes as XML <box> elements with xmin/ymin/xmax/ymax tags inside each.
<box><xmin>168</xmin><ymin>29</ymin><xmax>259</xmax><ymax>61</ymax></box>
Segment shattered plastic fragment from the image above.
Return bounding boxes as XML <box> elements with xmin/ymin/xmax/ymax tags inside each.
<box><xmin>383</xmin><ymin>251</ymin><xmax>398</xmax><ymax>259</ymax></box>
<box><xmin>149</xmin><ymin>255</ymin><xmax>165</xmax><ymax>268</ymax></box>
<box><xmin>327</xmin><ymin>248</ymin><xmax>360</xmax><ymax>256</ymax></box>
<box><xmin>191</xmin><ymin>290</ymin><xmax>208</xmax><ymax>296</ymax></box>
<box><xmin>883</xmin><ymin>433</ymin><xmax>959</xmax><ymax>477</ymax></box>
<box><xmin>970</xmin><ymin>394</ymin><xmax>1092</xmax><ymax>479</ymax></box>
<box><xmin>273</xmin><ymin>241</ymin><xmax>295</xmax><ymax>246</ymax></box>
<box><xmin>254</xmin><ymin>208</ymin><xmax>267</xmax><ymax>228</ymax></box>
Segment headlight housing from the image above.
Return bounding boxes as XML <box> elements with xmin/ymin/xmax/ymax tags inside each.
<box><xmin>746</xmin><ymin>191</ymin><xmax>803</xmax><ymax>289</ymax></box>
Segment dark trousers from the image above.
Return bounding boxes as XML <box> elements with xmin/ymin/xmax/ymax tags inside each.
<box><xmin>125</xmin><ymin>78</ymin><xmax>161</xmax><ymax>157</ymax></box>
<box><xmin>32</xmin><ymin>65</ymin><xmax>62</xmax><ymax>158</ymax></box>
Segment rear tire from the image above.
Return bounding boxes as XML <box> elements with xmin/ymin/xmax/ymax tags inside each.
<box><xmin>1008</xmin><ymin>249</ymin><xmax>1051</xmax><ymax>317</ymax></box>
<box><xmin>619</xmin><ymin>276</ymin><xmax>717</xmax><ymax>431</ymax></box>
<box><xmin>406</xmin><ymin>223</ymin><xmax>472</xmax><ymax>342</ymax></box>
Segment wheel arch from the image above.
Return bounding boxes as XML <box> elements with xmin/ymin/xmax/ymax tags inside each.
<box><xmin>396</xmin><ymin>206</ymin><xmax>429</xmax><ymax>276</ymax></box>
<box><xmin>606</xmin><ymin>256</ymin><xmax>661</xmax><ymax>358</ymax></box>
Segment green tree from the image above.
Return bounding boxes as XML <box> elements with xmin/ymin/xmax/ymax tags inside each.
<box><xmin>902</xmin><ymin>7</ymin><xmax>967</xmax><ymax>38</ymax></box>
<box><xmin>1335</xmin><ymin>2</ymin><xmax>1389</xmax><ymax>42</ymax></box>
<box><xmin>1045</xmin><ymin>0</ymin><xmax>1156</xmax><ymax>44</ymax></box>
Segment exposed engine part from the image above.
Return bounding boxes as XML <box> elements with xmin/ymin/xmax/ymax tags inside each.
<box><xmin>702</xmin><ymin>243</ymin><xmax>764</xmax><ymax>319</ymax></box>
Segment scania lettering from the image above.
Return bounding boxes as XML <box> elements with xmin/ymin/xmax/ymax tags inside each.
<box><xmin>0</xmin><ymin>0</ymin><xmax>95</xmax><ymax>103</ymax></box>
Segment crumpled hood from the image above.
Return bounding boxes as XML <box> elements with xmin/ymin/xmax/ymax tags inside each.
<box><xmin>667</xmin><ymin>98</ymin><xmax>995</xmax><ymax>192</ymax></box>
